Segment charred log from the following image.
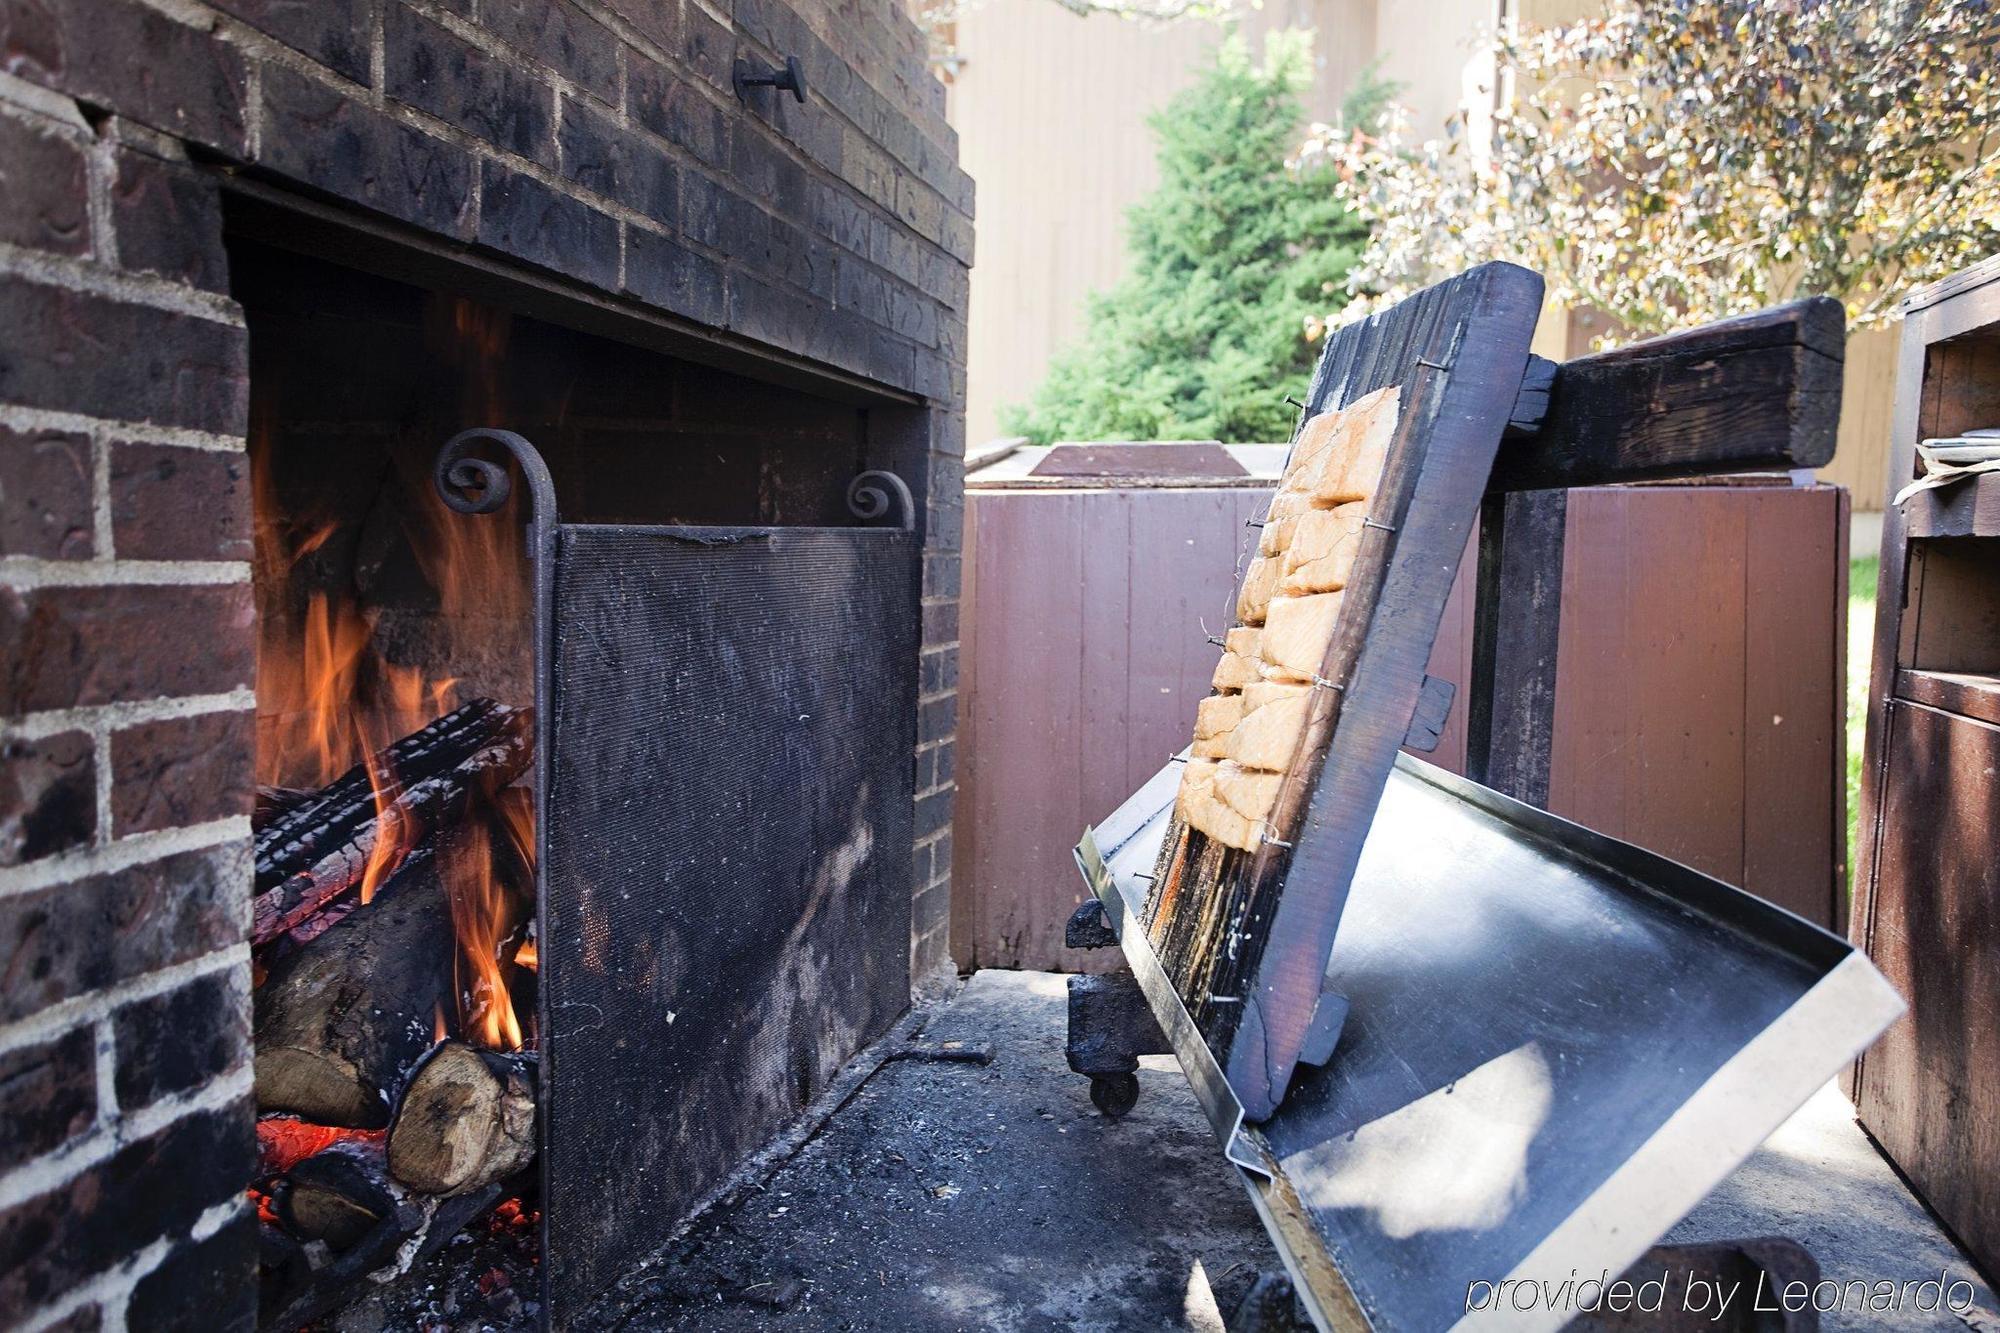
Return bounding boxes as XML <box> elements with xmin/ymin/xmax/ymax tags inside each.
<box><xmin>253</xmin><ymin>785</ymin><xmax>318</xmax><ymax>829</ymax></box>
<box><xmin>250</xmin><ymin>699</ymin><xmax>532</xmax><ymax>947</ymax></box>
<box><xmin>254</xmin><ymin>847</ymin><xmax>455</xmax><ymax>1128</ymax></box>
<box><xmin>259</xmin><ymin>1182</ymin><xmax>503</xmax><ymax>1332</ymax></box>
<box><xmin>276</xmin><ymin>1141</ymin><xmax>396</xmax><ymax>1250</ymax></box>
<box><xmin>387</xmin><ymin>1039</ymin><xmax>537</xmax><ymax>1196</ymax></box>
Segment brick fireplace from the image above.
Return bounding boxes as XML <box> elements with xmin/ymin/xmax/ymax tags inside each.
<box><xmin>0</xmin><ymin>1</ymin><xmax>969</xmax><ymax>1327</ymax></box>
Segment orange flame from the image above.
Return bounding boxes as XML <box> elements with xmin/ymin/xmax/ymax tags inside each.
<box><xmin>442</xmin><ymin>791</ymin><xmax>534</xmax><ymax>1050</ymax></box>
<box><xmin>251</xmin><ymin>292</ymin><xmax>534</xmax><ymax>1053</ymax></box>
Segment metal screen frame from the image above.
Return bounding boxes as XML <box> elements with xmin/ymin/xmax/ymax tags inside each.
<box><xmin>432</xmin><ymin>439</ymin><xmax>919</xmax><ymax>1330</ymax></box>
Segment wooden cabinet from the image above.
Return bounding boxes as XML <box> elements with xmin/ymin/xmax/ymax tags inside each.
<box><xmin>1852</xmin><ymin>256</ymin><xmax>2000</xmax><ymax>1275</ymax></box>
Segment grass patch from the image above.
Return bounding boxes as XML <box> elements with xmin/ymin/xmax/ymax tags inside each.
<box><xmin>1846</xmin><ymin>553</ymin><xmax>1879</xmax><ymax>900</ymax></box>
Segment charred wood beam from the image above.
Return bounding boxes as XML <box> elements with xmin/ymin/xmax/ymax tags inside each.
<box><xmin>250</xmin><ymin>699</ymin><xmax>532</xmax><ymax>947</ymax></box>
<box><xmin>1489</xmin><ymin>297</ymin><xmax>1844</xmax><ymax>491</ymax></box>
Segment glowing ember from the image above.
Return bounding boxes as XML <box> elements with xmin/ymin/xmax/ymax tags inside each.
<box><xmin>257</xmin><ymin>1116</ymin><xmax>385</xmax><ymax>1177</ymax></box>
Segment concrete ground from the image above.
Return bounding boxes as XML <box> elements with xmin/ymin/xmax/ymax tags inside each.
<box><xmin>612</xmin><ymin>971</ymin><xmax>1995</xmax><ymax>1331</ymax></box>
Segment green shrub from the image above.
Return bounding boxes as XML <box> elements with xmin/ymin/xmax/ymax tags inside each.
<box><xmin>1000</xmin><ymin>31</ymin><xmax>1372</xmax><ymax>445</ymax></box>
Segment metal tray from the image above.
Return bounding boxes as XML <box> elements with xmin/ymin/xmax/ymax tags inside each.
<box><xmin>1077</xmin><ymin>754</ymin><xmax>1902</xmax><ymax>1333</ymax></box>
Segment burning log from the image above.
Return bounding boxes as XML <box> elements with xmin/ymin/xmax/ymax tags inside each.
<box><xmin>276</xmin><ymin>1140</ymin><xmax>397</xmax><ymax>1250</ymax></box>
<box><xmin>251</xmin><ymin>698</ymin><xmax>532</xmax><ymax>947</ymax></box>
<box><xmin>255</xmin><ymin>846</ymin><xmax>455</xmax><ymax>1128</ymax></box>
<box><xmin>387</xmin><ymin>1040</ymin><xmax>537</xmax><ymax>1196</ymax></box>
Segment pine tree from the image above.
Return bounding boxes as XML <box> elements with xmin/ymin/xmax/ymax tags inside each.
<box><xmin>1000</xmin><ymin>31</ymin><xmax>1370</xmax><ymax>445</ymax></box>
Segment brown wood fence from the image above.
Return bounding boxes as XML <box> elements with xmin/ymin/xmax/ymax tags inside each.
<box><xmin>952</xmin><ymin>479</ymin><xmax>1847</xmax><ymax>972</ymax></box>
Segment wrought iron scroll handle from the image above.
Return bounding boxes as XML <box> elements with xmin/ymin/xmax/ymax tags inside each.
<box><xmin>846</xmin><ymin>470</ymin><xmax>915</xmax><ymax>532</ymax></box>
<box><xmin>434</xmin><ymin>427</ymin><xmax>558</xmax><ymax>525</ymax></box>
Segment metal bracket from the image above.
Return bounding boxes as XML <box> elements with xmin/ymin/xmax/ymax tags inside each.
<box><xmin>734</xmin><ymin>54</ymin><xmax>808</xmax><ymax>104</ymax></box>
<box><xmin>1401</xmin><ymin>673</ymin><xmax>1456</xmax><ymax>754</ymax></box>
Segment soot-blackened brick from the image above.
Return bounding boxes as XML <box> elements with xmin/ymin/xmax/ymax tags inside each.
<box><xmin>0</xmin><ymin>277</ymin><xmax>248</xmax><ymax>433</ymax></box>
<box><xmin>679</xmin><ymin>2</ymin><xmax>735</xmax><ymax>90</ymax></box>
<box><xmin>107</xmin><ymin>442</ymin><xmax>251</xmax><ymax>561</ymax></box>
<box><xmin>0</xmin><ymin>1100</ymin><xmax>254</xmax><ymax>1315</ymax></box>
<box><xmin>126</xmin><ymin>1209</ymin><xmax>255</xmax><ymax>1333</ymax></box>
<box><xmin>113</xmin><ymin>970</ymin><xmax>248</xmax><ymax>1109</ymax></box>
<box><xmin>0</xmin><ymin>1026</ymin><xmax>96</xmax><ymax>1171</ymax></box>
<box><xmin>384</xmin><ymin>3</ymin><xmax>554</xmax><ymax>166</ymax></box>
<box><xmin>917</xmin><ymin>693</ymin><xmax>955</xmax><ymax>747</ymax></box>
<box><xmin>0</xmin><ymin>843</ymin><xmax>249</xmax><ymax>1025</ymax></box>
<box><xmin>0</xmin><ymin>0</ymin><xmax>249</xmax><ymax>155</ymax></box>
<box><xmin>0</xmin><ymin>730</ymin><xmax>94</xmax><ymax>866</ymax></box>
<box><xmin>477</xmin><ymin>161</ymin><xmax>619</xmax><ymax>292</ymax></box>
<box><xmin>733</xmin><ymin>127</ymin><xmax>811</xmax><ymax>220</ymax></box>
<box><xmin>0</xmin><ymin>110</ymin><xmax>89</xmax><ymax>257</ymax></box>
<box><xmin>627</xmin><ymin>60</ymin><xmax>728</xmax><ymax>168</ymax></box>
<box><xmin>623</xmin><ymin>226</ymin><xmax>726</xmax><ymax>329</ymax></box>
<box><xmin>110</xmin><ymin>710</ymin><xmax>253</xmax><ymax>836</ymax></box>
<box><xmin>257</xmin><ymin>64</ymin><xmax>475</xmax><ymax>240</ymax></box>
<box><xmin>599</xmin><ymin>0</ymin><xmax>679</xmax><ymax>53</ymax></box>
<box><xmin>109</xmin><ymin>150</ymin><xmax>229</xmax><ymax>294</ymax></box>
<box><xmin>0</xmin><ymin>425</ymin><xmax>92</xmax><ymax>560</ymax></box>
<box><xmin>208</xmin><ymin>0</ymin><xmax>371</xmax><ymax>83</ymax></box>
<box><xmin>0</xmin><ymin>582</ymin><xmax>254</xmax><ymax>714</ymax></box>
<box><xmin>481</xmin><ymin>0</ymin><xmax>619</xmax><ymax>105</ymax></box>
<box><xmin>558</xmin><ymin>96</ymin><xmax>677</xmax><ymax>223</ymax></box>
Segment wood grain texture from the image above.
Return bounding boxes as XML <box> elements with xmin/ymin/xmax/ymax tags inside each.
<box><xmin>1855</xmin><ymin>701</ymin><xmax>2000</xmax><ymax>1279</ymax></box>
<box><xmin>1489</xmin><ymin>297</ymin><xmax>1845</xmax><ymax>491</ymax></box>
<box><xmin>1424</xmin><ymin>484</ymin><xmax>1843</xmax><ymax>927</ymax></box>
<box><xmin>950</xmin><ymin>486</ymin><xmax>1267</xmax><ymax>972</ymax></box>
<box><xmin>1896</xmin><ymin>668</ymin><xmax>2000</xmax><ymax>727</ymax></box>
<box><xmin>1850</xmin><ymin>261</ymin><xmax>2000</xmax><ymax>1141</ymax></box>
<box><xmin>1465</xmin><ymin>488</ymin><xmax>1568</xmax><ymax>804</ymax></box>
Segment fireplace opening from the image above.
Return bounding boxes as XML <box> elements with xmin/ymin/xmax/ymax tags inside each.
<box><xmin>231</xmin><ymin>231</ymin><xmax>899</xmax><ymax>1327</ymax></box>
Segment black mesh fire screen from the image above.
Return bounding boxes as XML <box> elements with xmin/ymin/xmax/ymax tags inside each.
<box><xmin>540</xmin><ymin>523</ymin><xmax>919</xmax><ymax>1325</ymax></box>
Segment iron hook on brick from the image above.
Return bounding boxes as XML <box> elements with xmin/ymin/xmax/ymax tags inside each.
<box><xmin>734</xmin><ymin>55</ymin><xmax>808</xmax><ymax>104</ymax></box>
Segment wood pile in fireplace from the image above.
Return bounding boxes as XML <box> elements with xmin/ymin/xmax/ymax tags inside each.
<box><xmin>249</xmin><ymin>698</ymin><xmax>542</xmax><ymax>1328</ymax></box>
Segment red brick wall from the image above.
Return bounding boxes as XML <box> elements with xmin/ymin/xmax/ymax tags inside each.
<box><xmin>0</xmin><ymin>0</ymin><xmax>970</xmax><ymax>1323</ymax></box>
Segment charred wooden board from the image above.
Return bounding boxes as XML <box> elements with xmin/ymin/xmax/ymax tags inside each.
<box><xmin>1136</xmin><ymin>263</ymin><xmax>1547</xmax><ymax>1119</ymax></box>
<box><xmin>1486</xmin><ymin>297</ymin><xmax>1844</xmax><ymax>491</ymax></box>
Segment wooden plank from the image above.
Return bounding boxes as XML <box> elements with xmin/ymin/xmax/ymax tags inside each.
<box><xmin>1856</xmin><ymin>701</ymin><xmax>2000</xmax><ymax>1281</ymax></box>
<box><xmin>1549</xmin><ymin>488</ymin><xmax>1750</xmax><ymax>892</ymax></box>
<box><xmin>1163</xmin><ymin>262</ymin><xmax>1545</xmax><ymax>1118</ymax></box>
<box><xmin>1413</xmin><ymin>528</ymin><xmax>1477</xmax><ymax>775</ymax></box>
<box><xmin>1464</xmin><ymin>488</ymin><xmax>1568</xmax><ymax>805</ymax></box>
<box><xmin>1903</xmin><ymin>473</ymin><xmax>2000</xmax><ymax>538</ymax></box>
<box><xmin>1488</xmin><ymin>297</ymin><xmax>1845</xmax><ymax>491</ymax></box>
<box><xmin>1034</xmin><ymin>442</ymin><xmax>1246</xmax><ymax>478</ymax></box>
<box><xmin>1896</xmin><ymin>668</ymin><xmax>2000</xmax><ymax>727</ymax></box>
<box><xmin>951</xmin><ymin>486</ymin><xmax>1273</xmax><ymax>973</ymax></box>
<box><xmin>1741</xmin><ymin>486</ymin><xmax>1843</xmax><ymax>929</ymax></box>
<box><xmin>949</xmin><ymin>491</ymin><xmax>1086</xmax><ymax>972</ymax></box>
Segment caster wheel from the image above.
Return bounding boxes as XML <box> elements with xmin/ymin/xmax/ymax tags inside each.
<box><xmin>1089</xmin><ymin>1072</ymin><xmax>1140</xmax><ymax>1118</ymax></box>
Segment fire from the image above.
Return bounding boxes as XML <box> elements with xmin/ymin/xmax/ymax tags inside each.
<box><xmin>251</xmin><ymin>292</ymin><xmax>535</xmax><ymax>1055</ymax></box>
<box><xmin>442</xmin><ymin>791</ymin><xmax>535</xmax><ymax>1051</ymax></box>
